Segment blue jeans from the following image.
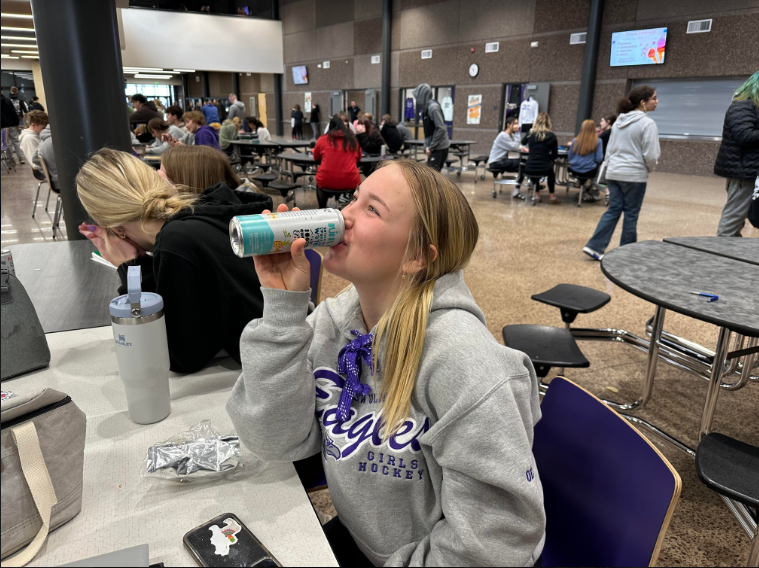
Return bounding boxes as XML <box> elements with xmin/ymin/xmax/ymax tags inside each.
<box><xmin>586</xmin><ymin>180</ymin><xmax>647</xmax><ymax>253</ymax></box>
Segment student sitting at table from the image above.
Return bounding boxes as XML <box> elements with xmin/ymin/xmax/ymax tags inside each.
<box><xmin>145</xmin><ymin>118</ymin><xmax>187</xmax><ymax>156</ymax></box>
<box><xmin>380</xmin><ymin>114</ymin><xmax>404</xmax><ymax>154</ymax></box>
<box><xmin>226</xmin><ymin>159</ymin><xmax>546</xmax><ymax>567</ymax></box>
<box><xmin>568</xmin><ymin>119</ymin><xmax>604</xmax><ymax>200</ymax></box>
<box><xmin>312</xmin><ymin>115</ymin><xmax>363</xmax><ymax>208</ymax></box>
<box><xmin>166</xmin><ymin>105</ymin><xmax>188</xmax><ymax>133</ymax></box>
<box><xmin>170</xmin><ymin>110</ymin><xmax>221</xmax><ymax>151</ymax></box>
<box><xmin>202</xmin><ymin>99</ymin><xmax>221</xmax><ymax>126</ymax></box>
<box><xmin>521</xmin><ymin>112</ymin><xmax>559</xmax><ymax>204</ymax></box>
<box><xmin>355</xmin><ymin>117</ymin><xmax>386</xmax><ymax>175</ymax></box>
<box><xmin>219</xmin><ymin>119</ymin><xmax>239</xmax><ymax>160</ymax></box>
<box><xmin>488</xmin><ymin>116</ymin><xmax>526</xmax><ymax>198</ymax></box>
<box><xmin>245</xmin><ymin>117</ymin><xmax>271</xmax><ymax>142</ymax></box>
<box><xmin>76</xmin><ymin>148</ymin><xmax>272</xmax><ymax>374</ymax></box>
<box><xmin>158</xmin><ymin>145</ymin><xmax>255</xmax><ymax>195</ymax></box>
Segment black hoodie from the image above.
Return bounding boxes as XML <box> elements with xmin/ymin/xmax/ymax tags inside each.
<box><xmin>117</xmin><ymin>183</ymin><xmax>273</xmax><ymax>373</ymax></box>
<box><xmin>1</xmin><ymin>94</ymin><xmax>18</xmax><ymax>128</ymax></box>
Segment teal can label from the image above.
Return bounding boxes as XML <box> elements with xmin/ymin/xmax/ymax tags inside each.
<box><xmin>230</xmin><ymin>209</ymin><xmax>345</xmax><ymax>257</ymax></box>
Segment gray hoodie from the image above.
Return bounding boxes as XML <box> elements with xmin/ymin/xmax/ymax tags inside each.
<box><xmin>227</xmin><ymin>271</ymin><xmax>546</xmax><ymax>567</ymax></box>
<box><xmin>412</xmin><ymin>84</ymin><xmax>450</xmax><ymax>153</ymax></box>
<box><xmin>604</xmin><ymin>110</ymin><xmax>660</xmax><ymax>183</ymax></box>
<box><xmin>228</xmin><ymin>100</ymin><xmax>246</xmax><ymax>122</ymax></box>
<box><xmin>34</xmin><ymin>125</ymin><xmax>57</xmax><ymax>184</ymax></box>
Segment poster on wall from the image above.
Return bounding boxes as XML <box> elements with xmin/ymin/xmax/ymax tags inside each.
<box><xmin>305</xmin><ymin>92</ymin><xmax>312</xmax><ymax>113</ymax></box>
<box><xmin>467</xmin><ymin>95</ymin><xmax>482</xmax><ymax>125</ymax></box>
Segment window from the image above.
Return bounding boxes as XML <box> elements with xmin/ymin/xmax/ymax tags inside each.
<box><xmin>632</xmin><ymin>76</ymin><xmax>748</xmax><ymax>137</ymax></box>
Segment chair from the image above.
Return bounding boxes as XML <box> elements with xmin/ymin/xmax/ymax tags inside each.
<box><xmin>252</xmin><ymin>172</ymin><xmax>280</xmax><ymax>191</ymax></box>
<box><xmin>1</xmin><ymin>129</ymin><xmax>16</xmax><ymax>173</ymax></box>
<box><xmin>304</xmin><ymin>248</ymin><xmax>324</xmax><ymax>306</ymax></box>
<box><xmin>567</xmin><ymin>167</ymin><xmax>601</xmax><ymax>208</ymax></box>
<box><xmin>30</xmin><ymin>166</ymin><xmax>49</xmax><ymax>218</ymax></box>
<box><xmin>502</xmin><ymin>324</ymin><xmax>589</xmax><ymax>384</ymax></box>
<box><xmin>469</xmin><ymin>154</ymin><xmax>489</xmax><ymax>183</ymax></box>
<box><xmin>533</xmin><ymin>377</ymin><xmax>682</xmax><ymax>567</ymax></box>
<box><xmin>268</xmin><ymin>181</ymin><xmax>300</xmax><ymax>206</ymax></box>
<box><xmin>38</xmin><ymin>156</ymin><xmax>63</xmax><ymax>239</ymax></box>
<box><xmin>696</xmin><ymin>433</ymin><xmax>759</xmax><ymax>567</ymax></box>
<box><xmin>531</xmin><ymin>284</ymin><xmax>611</xmax><ymax>328</ymax></box>
<box><xmin>317</xmin><ymin>186</ymin><xmax>356</xmax><ymax>209</ymax></box>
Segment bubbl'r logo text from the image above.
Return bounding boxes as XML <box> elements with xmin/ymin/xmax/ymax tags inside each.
<box><xmin>526</xmin><ymin>468</ymin><xmax>534</xmax><ymax>482</ymax></box>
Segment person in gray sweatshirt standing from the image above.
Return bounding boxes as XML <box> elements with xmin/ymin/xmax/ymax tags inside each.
<box><xmin>227</xmin><ymin>93</ymin><xmax>246</xmax><ymax>123</ymax></box>
<box><xmin>227</xmin><ymin>160</ymin><xmax>546</xmax><ymax>567</ymax></box>
<box><xmin>584</xmin><ymin>86</ymin><xmax>660</xmax><ymax>260</ymax></box>
<box><xmin>412</xmin><ymin>83</ymin><xmax>450</xmax><ymax>171</ymax></box>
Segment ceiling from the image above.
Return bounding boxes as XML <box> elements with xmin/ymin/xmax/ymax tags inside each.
<box><xmin>0</xmin><ymin>0</ymin><xmax>36</xmax><ymax>62</ymax></box>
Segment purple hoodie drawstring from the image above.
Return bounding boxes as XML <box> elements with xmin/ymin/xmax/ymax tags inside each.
<box><xmin>336</xmin><ymin>330</ymin><xmax>374</xmax><ymax>422</ymax></box>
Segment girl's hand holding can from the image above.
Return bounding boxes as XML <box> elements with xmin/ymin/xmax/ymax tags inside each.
<box><xmin>252</xmin><ymin>204</ymin><xmax>311</xmax><ymax>292</ymax></box>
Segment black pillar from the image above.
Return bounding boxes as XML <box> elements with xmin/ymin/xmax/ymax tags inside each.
<box><xmin>181</xmin><ymin>74</ymin><xmax>189</xmax><ymax>108</ymax></box>
<box><xmin>381</xmin><ymin>0</ymin><xmax>392</xmax><ymax>117</ymax></box>
<box><xmin>272</xmin><ymin>0</ymin><xmax>283</xmax><ymax>136</ymax></box>
<box><xmin>575</xmin><ymin>0</ymin><xmax>604</xmax><ymax>133</ymax></box>
<box><xmin>232</xmin><ymin>73</ymin><xmax>240</xmax><ymax>99</ymax></box>
<box><xmin>31</xmin><ymin>0</ymin><xmax>131</xmax><ymax>241</ymax></box>
<box><xmin>202</xmin><ymin>72</ymin><xmax>210</xmax><ymax>100</ymax></box>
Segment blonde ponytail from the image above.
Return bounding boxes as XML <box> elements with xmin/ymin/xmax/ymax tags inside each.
<box><xmin>76</xmin><ymin>148</ymin><xmax>197</xmax><ymax>229</ymax></box>
<box><xmin>371</xmin><ymin>160</ymin><xmax>479</xmax><ymax>437</ymax></box>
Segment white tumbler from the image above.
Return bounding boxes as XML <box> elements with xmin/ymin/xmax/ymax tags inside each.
<box><xmin>109</xmin><ymin>265</ymin><xmax>171</xmax><ymax>425</ymax></box>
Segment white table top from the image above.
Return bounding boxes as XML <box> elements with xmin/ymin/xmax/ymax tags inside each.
<box><xmin>2</xmin><ymin>327</ymin><xmax>338</xmax><ymax>568</ymax></box>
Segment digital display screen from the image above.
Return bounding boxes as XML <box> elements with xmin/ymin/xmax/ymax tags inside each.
<box><xmin>292</xmin><ymin>65</ymin><xmax>308</xmax><ymax>85</ymax></box>
<box><xmin>610</xmin><ymin>28</ymin><xmax>667</xmax><ymax>67</ymax></box>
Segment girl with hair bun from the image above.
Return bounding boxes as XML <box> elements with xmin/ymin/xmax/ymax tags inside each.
<box><xmin>584</xmin><ymin>85</ymin><xmax>660</xmax><ymax>260</ymax></box>
<box><xmin>227</xmin><ymin>160</ymin><xmax>546</xmax><ymax>566</ymax></box>
<box><xmin>76</xmin><ymin>148</ymin><xmax>272</xmax><ymax>373</ymax></box>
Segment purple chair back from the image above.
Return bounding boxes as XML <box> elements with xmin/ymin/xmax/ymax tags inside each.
<box><xmin>304</xmin><ymin>248</ymin><xmax>323</xmax><ymax>306</ymax></box>
<box><xmin>533</xmin><ymin>378</ymin><xmax>681</xmax><ymax>567</ymax></box>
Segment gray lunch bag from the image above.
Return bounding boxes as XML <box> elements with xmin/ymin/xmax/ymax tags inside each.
<box><xmin>1</xmin><ymin>389</ymin><xmax>86</xmax><ymax>566</ymax></box>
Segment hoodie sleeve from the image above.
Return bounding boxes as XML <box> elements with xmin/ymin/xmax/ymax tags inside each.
<box><xmin>641</xmin><ymin>119</ymin><xmax>661</xmax><ymax>172</ymax></box>
<box><xmin>428</xmin><ymin>104</ymin><xmax>448</xmax><ymax>152</ymax></box>
<box><xmin>595</xmin><ymin>140</ymin><xmax>604</xmax><ymax>165</ymax></box>
<box><xmin>387</xmin><ymin>343</ymin><xmax>546</xmax><ymax>567</ymax></box>
<box><xmin>226</xmin><ymin>288</ymin><xmax>324</xmax><ymax>462</ymax></box>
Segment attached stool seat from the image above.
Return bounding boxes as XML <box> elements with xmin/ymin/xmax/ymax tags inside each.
<box><xmin>487</xmin><ymin>166</ymin><xmax>522</xmax><ymax>199</ymax></box>
<box><xmin>502</xmin><ymin>324</ymin><xmax>589</xmax><ymax>379</ymax></box>
<box><xmin>696</xmin><ymin>433</ymin><xmax>759</xmax><ymax>566</ymax></box>
<box><xmin>268</xmin><ymin>181</ymin><xmax>299</xmax><ymax>206</ymax></box>
<box><xmin>532</xmin><ymin>284</ymin><xmax>611</xmax><ymax>326</ymax></box>
<box><xmin>469</xmin><ymin>155</ymin><xmax>489</xmax><ymax>182</ymax></box>
<box><xmin>443</xmin><ymin>157</ymin><xmax>459</xmax><ymax>174</ymax></box>
<box><xmin>252</xmin><ymin>173</ymin><xmax>280</xmax><ymax>190</ymax></box>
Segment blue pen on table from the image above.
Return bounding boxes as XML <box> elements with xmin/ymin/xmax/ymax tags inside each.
<box><xmin>689</xmin><ymin>291</ymin><xmax>719</xmax><ymax>302</ymax></box>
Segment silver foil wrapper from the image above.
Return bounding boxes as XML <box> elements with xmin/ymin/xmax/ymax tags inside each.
<box><xmin>142</xmin><ymin>420</ymin><xmax>242</xmax><ymax>482</ymax></box>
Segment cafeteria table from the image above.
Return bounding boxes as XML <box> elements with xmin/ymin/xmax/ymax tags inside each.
<box><xmin>0</xmin><ymin>327</ymin><xmax>339</xmax><ymax>567</ymax></box>
<box><xmin>596</xmin><ymin>240</ymin><xmax>758</xmax><ymax>449</ymax></box>
<box><xmin>663</xmin><ymin>236</ymin><xmax>759</xmax><ymax>266</ymax></box>
<box><xmin>230</xmin><ymin>138</ymin><xmax>312</xmax><ymax>168</ymax></box>
<box><xmin>8</xmin><ymin>241</ymin><xmax>122</xmax><ymax>333</ymax></box>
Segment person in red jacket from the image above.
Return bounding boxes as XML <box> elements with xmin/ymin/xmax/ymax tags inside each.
<box><xmin>312</xmin><ymin>115</ymin><xmax>363</xmax><ymax>208</ymax></box>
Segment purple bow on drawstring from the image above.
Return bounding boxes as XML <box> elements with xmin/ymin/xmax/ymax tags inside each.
<box><xmin>336</xmin><ymin>330</ymin><xmax>374</xmax><ymax>422</ymax></box>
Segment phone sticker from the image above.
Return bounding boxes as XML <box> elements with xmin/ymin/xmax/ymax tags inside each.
<box><xmin>209</xmin><ymin>518</ymin><xmax>242</xmax><ymax>556</ymax></box>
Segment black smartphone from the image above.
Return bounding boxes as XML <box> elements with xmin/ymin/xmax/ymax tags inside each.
<box><xmin>183</xmin><ymin>513</ymin><xmax>282</xmax><ymax>567</ymax></box>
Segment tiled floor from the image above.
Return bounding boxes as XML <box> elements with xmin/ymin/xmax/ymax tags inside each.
<box><xmin>2</xmin><ymin>163</ymin><xmax>757</xmax><ymax>566</ymax></box>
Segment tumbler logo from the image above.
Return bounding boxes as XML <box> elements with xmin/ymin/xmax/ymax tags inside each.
<box><xmin>115</xmin><ymin>334</ymin><xmax>133</xmax><ymax>347</ymax></box>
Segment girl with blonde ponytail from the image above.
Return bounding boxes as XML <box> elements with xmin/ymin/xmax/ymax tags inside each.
<box><xmin>228</xmin><ymin>160</ymin><xmax>546</xmax><ymax>566</ymax></box>
<box><xmin>76</xmin><ymin>148</ymin><xmax>273</xmax><ymax>373</ymax></box>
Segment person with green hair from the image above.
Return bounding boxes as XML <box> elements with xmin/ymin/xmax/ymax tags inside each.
<box><xmin>713</xmin><ymin>71</ymin><xmax>759</xmax><ymax>236</ymax></box>
<box><xmin>219</xmin><ymin>119</ymin><xmax>239</xmax><ymax>161</ymax></box>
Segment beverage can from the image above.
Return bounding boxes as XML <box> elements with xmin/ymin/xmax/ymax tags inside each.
<box><xmin>230</xmin><ymin>209</ymin><xmax>345</xmax><ymax>257</ymax></box>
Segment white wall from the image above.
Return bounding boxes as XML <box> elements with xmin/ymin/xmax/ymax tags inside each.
<box><xmin>119</xmin><ymin>8</ymin><xmax>284</xmax><ymax>74</ymax></box>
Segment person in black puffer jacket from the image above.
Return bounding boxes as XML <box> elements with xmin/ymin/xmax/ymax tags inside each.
<box><xmin>713</xmin><ymin>71</ymin><xmax>759</xmax><ymax>237</ymax></box>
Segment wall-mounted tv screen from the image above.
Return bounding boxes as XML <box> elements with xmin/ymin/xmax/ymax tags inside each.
<box><xmin>292</xmin><ymin>65</ymin><xmax>308</xmax><ymax>85</ymax></box>
<box><xmin>610</xmin><ymin>27</ymin><xmax>667</xmax><ymax>67</ymax></box>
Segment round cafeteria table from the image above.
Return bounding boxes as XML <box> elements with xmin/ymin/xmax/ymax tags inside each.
<box><xmin>600</xmin><ymin>240</ymin><xmax>758</xmax><ymax>446</ymax></box>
